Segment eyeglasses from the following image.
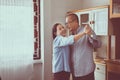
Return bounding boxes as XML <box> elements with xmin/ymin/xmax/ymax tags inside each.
<box><xmin>65</xmin><ymin>19</ymin><xmax>75</xmax><ymax>26</ymax></box>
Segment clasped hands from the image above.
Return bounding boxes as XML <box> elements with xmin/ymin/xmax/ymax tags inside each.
<box><xmin>84</xmin><ymin>24</ymin><xmax>92</xmax><ymax>35</ymax></box>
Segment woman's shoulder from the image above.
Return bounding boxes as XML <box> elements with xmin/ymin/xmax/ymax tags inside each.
<box><xmin>53</xmin><ymin>35</ymin><xmax>62</xmax><ymax>42</ymax></box>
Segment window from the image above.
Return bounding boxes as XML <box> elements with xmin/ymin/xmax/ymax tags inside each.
<box><xmin>0</xmin><ymin>0</ymin><xmax>41</xmax><ymax>60</ymax></box>
<box><xmin>33</xmin><ymin>0</ymin><xmax>41</xmax><ymax>60</ymax></box>
<box><xmin>0</xmin><ymin>0</ymin><xmax>34</xmax><ymax>61</ymax></box>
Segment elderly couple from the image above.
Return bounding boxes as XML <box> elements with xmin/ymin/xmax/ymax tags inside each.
<box><xmin>52</xmin><ymin>13</ymin><xmax>101</xmax><ymax>80</ymax></box>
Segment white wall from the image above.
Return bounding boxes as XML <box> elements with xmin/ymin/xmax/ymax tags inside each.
<box><xmin>82</xmin><ymin>0</ymin><xmax>109</xmax><ymax>9</ymax></box>
<box><xmin>33</xmin><ymin>63</ymin><xmax>42</xmax><ymax>80</ymax></box>
<box><xmin>41</xmin><ymin>0</ymin><xmax>83</xmax><ymax>80</ymax></box>
<box><xmin>51</xmin><ymin>0</ymin><xmax>83</xmax><ymax>25</ymax></box>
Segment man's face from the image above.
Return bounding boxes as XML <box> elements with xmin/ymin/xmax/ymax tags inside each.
<box><xmin>65</xmin><ymin>16</ymin><xmax>76</xmax><ymax>32</ymax></box>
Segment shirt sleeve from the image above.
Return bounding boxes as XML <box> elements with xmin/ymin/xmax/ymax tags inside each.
<box><xmin>88</xmin><ymin>31</ymin><xmax>101</xmax><ymax>48</ymax></box>
<box><xmin>54</xmin><ymin>35</ymin><xmax>74</xmax><ymax>47</ymax></box>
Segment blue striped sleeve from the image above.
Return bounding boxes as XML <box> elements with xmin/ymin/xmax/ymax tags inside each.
<box><xmin>54</xmin><ymin>35</ymin><xmax>74</xmax><ymax>47</ymax></box>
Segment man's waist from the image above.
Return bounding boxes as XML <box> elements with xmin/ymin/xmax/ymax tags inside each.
<box><xmin>74</xmin><ymin>71</ymin><xmax>94</xmax><ymax>78</ymax></box>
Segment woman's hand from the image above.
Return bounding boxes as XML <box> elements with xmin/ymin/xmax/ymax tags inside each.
<box><xmin>84</xmin><ymin>24</ymin><xmax>92</xmax><ymax>35</ymax></box>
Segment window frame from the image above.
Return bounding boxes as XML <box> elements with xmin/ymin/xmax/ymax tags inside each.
<box><xmin>33</xmin><ymin>0</ymin><xmax>41</xmax><ymax>60</ymax></box>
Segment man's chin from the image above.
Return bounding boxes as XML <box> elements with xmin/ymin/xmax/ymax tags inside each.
<box><xmin>69</xmin><ymin>29</ymin><xmax>74</xmax><ymax>33</ymax></box>
<box><xmin>69</xmin><ymin>29</ymin><xmax>72</xmax><ymax>32</ymax></box>
<box><xmin>68</xmin><ymin>30</ymin><xmax>73</xmax><ymax>35</ymax></box>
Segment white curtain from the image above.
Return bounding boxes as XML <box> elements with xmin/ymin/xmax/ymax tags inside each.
<box><xmin>0</xmin><ymin>0</ymin><xmax>34</xmax><ymax>80</ymax></box>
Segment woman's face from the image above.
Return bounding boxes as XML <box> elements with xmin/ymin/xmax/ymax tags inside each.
<box><xmin>56</xmin><ymin>24</ymin><xmax>66</xmax><ymax>36</ymax></box>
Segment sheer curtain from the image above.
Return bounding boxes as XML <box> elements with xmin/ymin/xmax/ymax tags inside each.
<box><xmin>0</xmin><ymin>0</ymin><xmax>34</xmax><ymax>80</ymax></box>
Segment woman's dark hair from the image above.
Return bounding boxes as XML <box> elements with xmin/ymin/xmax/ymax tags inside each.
<box><xmin>52</xmin><ymin>23</ymin><xmax>60</xmax><ymax>39</ymax></box>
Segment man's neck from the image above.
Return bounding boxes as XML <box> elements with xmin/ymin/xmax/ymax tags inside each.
<box><xmin>72</xmin><ymin>31</ymin><xmax>77</xmax><ymax>35</ymax></box>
